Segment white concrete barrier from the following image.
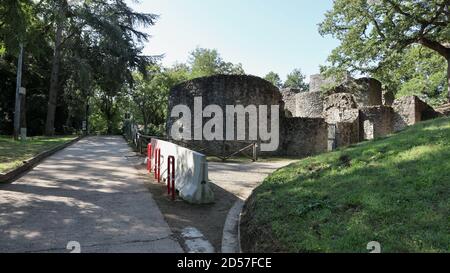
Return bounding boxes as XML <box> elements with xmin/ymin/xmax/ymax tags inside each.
<box><xmin>150</xmin><ymin>138</ymin><xmax>214</xmax><ymax>204</ymax></box>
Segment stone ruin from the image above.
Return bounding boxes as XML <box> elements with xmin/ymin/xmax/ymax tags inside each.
<box><xmin>281</xmin><ymin>73</ymin><xmax>441</xmax><ymax>155</ymax></box>
<box><xmin>167</xmin><ymin>74</ymin><xmax>441</xmax><ymax>158</ymax></box>
<box><xmin>167</xmin><ymin>75</ymin><xmax>282</xmax><ymax>156</ymax></box>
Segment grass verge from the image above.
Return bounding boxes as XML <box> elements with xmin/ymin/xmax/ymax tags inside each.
<box><xmin>241</xmin><ymin>117</ymin><xmax>450</xmax><ymax>253</ymax></box>
<box><xmin>0</xmin><ymin>135</ymin><xmax>77</xmax><ymax>173</ymax></box>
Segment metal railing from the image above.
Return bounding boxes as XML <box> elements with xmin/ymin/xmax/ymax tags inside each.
<box><xmin>123</xmin><ymin>119</ymin><xmax>259</xmax><ymax>161</ymax></box>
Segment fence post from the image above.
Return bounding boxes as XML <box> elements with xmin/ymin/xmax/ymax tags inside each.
<box><xmin>167</xmin><ymin>156</ymin><xmax>176</xmax><ymax>201</ymax></box>
<box><xmin>154</xmin><ymin>148</ymin><xmax>161</xmax><ymax>182</ymax></box>
<box><xmin>252</xmin><ymin>142</ymin><xmax>258</xmax><ymax>162</ymax></box>
<box><xmin>147</xmin><ymin>143</ymin><xmax>152</xmax><ymax>172</ymax></box>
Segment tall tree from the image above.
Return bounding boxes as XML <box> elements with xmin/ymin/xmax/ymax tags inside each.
<box><xmin>283</xmin><ymin>68</ymin><xmax>309</xmax><ymax>91</ymax></box>
<box><xmin>264</xmin><ymin>71</ymin><xmax>282</xmax><ymax>88</ymax></box>
<box><xmin>0</xmin><ymin>0</ymin><xmax>49</xmax><ymax>138</ymax></box>
<box><xmin>189</xmin><ymin>47</ymin><xmax>245</xmax><ymax>78</ymax></box>
<box><xmin>0</xmin><ymin>0</ymin><xmax>30</xmax><ymax>53</ymax></box>
<box><xmin>43</xmin><ymin>0</ymin><xmax>157</xmax><ymax>135</ymax></box>
<box><xmin>319</xmin><ymin>0</ymin><xmax>450</xmax><ymax>102</ymax></box>
<box><xmin>374</xmin><ymin>45</ymin><xmax>448</xmax><ymax>106</ymax></box>
<box><xmin>44</xmin><ymin>0</ymin><xmax>66</xmax><ymax>136</ymax></box>
<box><xmin>129</xmin><ymin>64</ymin><xmax>187</xmax><ymax>135</ymax></box>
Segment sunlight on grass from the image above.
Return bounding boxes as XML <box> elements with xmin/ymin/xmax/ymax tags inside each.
<box><xmin>241</xmin><ymin>117</ymin><xmax>450</xmax><ymax>253</ymax></box>
<box><xmin>0</xmin><ymin>136</ymin><xmax>77</xmax><ymax>173</ymax></box>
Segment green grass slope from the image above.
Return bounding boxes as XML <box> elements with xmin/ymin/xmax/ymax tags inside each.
<box><xmin>241</xmin><ymin>117</ymin><xmax>450</xmax><ymax>253</ymax></box>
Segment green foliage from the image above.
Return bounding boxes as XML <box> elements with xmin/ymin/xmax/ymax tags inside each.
<box><xmin>319</xmin><ymin>0</ymin><xmax>450</xmax><ymax>101</ymax></box>
<box><xmin>127</xmin><ymin>64</ymin><xmax>176</xmax><ymax>135</ymax></box>
<box><xmin>169</xmin><ymin>63</ymin><xmax>191</xmax><ymax>83</ymax></box>
<box><xmin>88</xmin><ymin>108</ymin><xmax>108</xmax><ymax>135</ymax></box>
<box><xmin>283</xmin><ymin>69</ymin><xmax>309</xmax><ymax>91</ymax></box>
<box><xmin>0</xmin><ymin>0</ymin><xmax>157</xmax><ymax>135</ymax></box>
<box><xmin>243</xmin><ymin>117</ymin><xmax>450</xmax><ymax>253</ymax></box>
<box><xmin>189</xmin><ymin>47</ymin><xmax>245</xmax><ymax>78</ymax></box>
<box><xmin>374</xmin><ymin>46</ymin><xmax>448</xmax><ymax>106</ymax></box>
<box><xmin>0</xmin><ymin>0</ymin><xmax>33</xmax><ymax>54</ymax></box>
<box><xmin>264</xmin><ymin>71</ymin><xmax>282</xmax><ymax>88</ymax></box>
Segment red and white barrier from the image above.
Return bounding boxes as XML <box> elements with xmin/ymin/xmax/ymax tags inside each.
<box><xmin>148</xmin><ymin>138</ymin><xmax>214</xmax><ymax>204</ymax></box>
<box><xmin>147</xmin><ymin>143</ymin><xmax>152</xmax><ymax>172</ymax></box>
<box><xmin>167</xmin><ymin>156</ymin><xmax>176</xmax><ymax>201</ymax></box>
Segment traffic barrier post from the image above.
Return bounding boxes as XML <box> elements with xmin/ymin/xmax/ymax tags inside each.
<box><xmin>167</xmin><ymin>156</ymin><xmax>176</xmax><ymax>201</ymax></box>
<box><xmin>147</xmin><ymin>143</ymin><xmax>152</xmax><ymax>172</ymax></box>
<box><xmin>154</xmin><ymin>148</ymin><xmax>161</xmax><ymax>182</ymax></box>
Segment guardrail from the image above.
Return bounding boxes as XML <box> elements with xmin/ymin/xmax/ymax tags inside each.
<box><xmin>148</xmin><ymin>138</ymin><xmax>214</xmax><ymax>204</ymax></box>
<box><xmin>123</xmin><ymin>119</ymin><xmax>259</xmax><ymax>162</ymax></box>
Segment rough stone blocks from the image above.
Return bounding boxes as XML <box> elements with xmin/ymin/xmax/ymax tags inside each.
<box><xmin>359</xmin><ymin>106</ymin><xmax>394</xmax><ymax>140</ymax></box>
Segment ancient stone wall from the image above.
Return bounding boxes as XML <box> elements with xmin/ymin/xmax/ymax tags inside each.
<box><xmin>167</xmin><ymin>74</ymin><xmax>440</xmax><ymax>159</ymax></box>
<box><xmin>359</xmin><ymin>106</ymin><xmax>394</xmax><ymax>140</ymax></box>
<box><xmin>322</xmin><ymin>93</ymin><xmax>360</xmax><ymax>149</ymax></box>
<box><xmin>392</xmin><ymin>96</ymin><xmax>416</xmax><ymax>131</ymax></box>
<box><xmin>323</xmin><ymin>93</ymin><xmax>358</xmax><ymax>122</ymax></box>
<box><xmin>336</xmin><ymin>120</ymin><xmax>360</xmax><ymax>149</ymax></box>
<box><xmin>309</xmin><ymin>73</ymin><xmax>352</xmax><ymax>93</ymax></box>
<box><xmin>167</xmin><ymin>75</ymin><xmax>283</xmax><ymax>156</ymax></box>
<box><xmin>382</xmin><ymin>90</ymin><xmax>395</xmax><ymax>106</ymax></box>
<box><xmin>281</xmin><ymin>118</ymin><xmax>328</xmax><ymax>157</ymax></box>
<box><xmin>392</xmin><ymin>96</ymin><xmax>440</xmax><ymax>132</ymax></box>
<box><xmin>295</xmin><ymin>91</ymin><xmax>324</xmax><ymax>118</ymax></box>
<box><xmin>280</xmin><ymin>88</ymin><xmax>299</xmax><ymax>117</ymax></box>
<box><xmin>331</xmin><ymin>78</ymin><xmax>383</xmax><ymax>107</ymax></box>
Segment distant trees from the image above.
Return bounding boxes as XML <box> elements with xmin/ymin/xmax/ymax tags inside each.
<box><xmin>283</xmin><ymin>69</ymin><xmax>309</xmax><ymax>91</ymax></box>
<box><xmin>127</xmin><ymin>64</ymin><xmax>189</xmax><ymax>135</ymax></box>
<box><xmin>319</xmin><ymin>0</ymin><xmax>450</xmax><ymax>103</ymax></box>
<box><xmin>264</xmin><ymin>72</ymin><xmax>282</xmax><ymax>88</ymax></box>
<box><xmin>264</xmin><ymin>69</ymin><xmax>309</xmax><ymax>92</ymax></box>
<box><xmin>189</xmin><ymin>47</ymin><xmax>245</xmax><ymax>78</ymax></box>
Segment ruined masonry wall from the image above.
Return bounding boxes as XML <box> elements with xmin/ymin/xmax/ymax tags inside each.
<box><xmin>280</xmin><ymin>88</ymin><xmax>298</xmax><ymax>117</ymax></box>
<box><xmin>359</xmin><ymin>106</ymin><xmax>394</xmax><ymax>140</ymax></box>
<box><xmin>295</xmin><ymin>91</ymin><xmax>324</xmax><ymax>118</ymax></box>
<box><xmin>281</xmin><ymin>118</ymin><xmax>328</xmax><ymax>157</ymax></box>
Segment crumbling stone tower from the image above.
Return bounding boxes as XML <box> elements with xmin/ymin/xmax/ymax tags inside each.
<box><xmin>166</xmin><ymin>73</ymin><xmax>441</xmax><ymax>158</ymax></box>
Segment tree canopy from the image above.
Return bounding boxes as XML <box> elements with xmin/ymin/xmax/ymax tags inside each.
<box><xmin>264</xmin><ymin>71</ymin><xmax>282</xmax><ymax>88</ymax></box>
<box><xmin>0</xmin><ymin>0</ymin><xmax>157</xmax><ymax>136</ymax></box>
<box><xmin>189</xmin><ymin>47</ymin><xmax>245</xmax><ymax>78</ymax></box>
<box><xmin>319</xmin><ymin>0</ymin><xmax>450</xmax><ymax>103</ymax></box>
<box><xmin>283</xmin><ymin>69</ymin><xmax>309</xmax><ymax>91</ymax></box>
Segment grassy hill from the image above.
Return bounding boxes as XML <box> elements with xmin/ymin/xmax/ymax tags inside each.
<box><xmin>241</xmin><ymin>117</ymin><xmax>450</xmax><ymax>253</ymax></box>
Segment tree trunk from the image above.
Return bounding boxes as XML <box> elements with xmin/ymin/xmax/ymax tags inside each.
<box><xmin>20</xmin><ymin>93</ymin><xmax>26</xmax><ymax>130</ymax></box>
<box><xmin>447</xmin><ymin>57</ymin><xmax>450</xmax><ymax>103</ymax></box>
<box><xmin>44</xmin><ymin>16</ymin><xmax>64</xmax><ymax>136</ymax></box>
<box><xmin>141</xmin><ymin>108</ymin><xmax>148</xmax><ymax>134</ymax></box>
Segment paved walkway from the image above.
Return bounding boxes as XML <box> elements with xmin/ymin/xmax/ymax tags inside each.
<box><xmin>208</xmin><ymin>160</ymin><xmax>295</xmax><ymax>253</ymax></box>
<box><xmin>209</xmin><ymin>161</ymin><xmax>295</xmax><ymax>200</ymax></box>
<box><xmin>0</xmin><ymin>136</ymin><xmax>182</xmax><ymax>253</ymax></box>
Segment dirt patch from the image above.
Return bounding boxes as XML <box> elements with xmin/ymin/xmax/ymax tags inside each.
<box><xmin>133</xmin><ymin>160</ymin><xmax>238</xmax><ymax>252</ymax></box>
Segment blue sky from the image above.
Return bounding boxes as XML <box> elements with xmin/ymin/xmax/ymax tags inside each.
<box><xmin>126</xmin><ymin>0</ymin><xmax>339</xmax><ymax>82</ymax></box>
